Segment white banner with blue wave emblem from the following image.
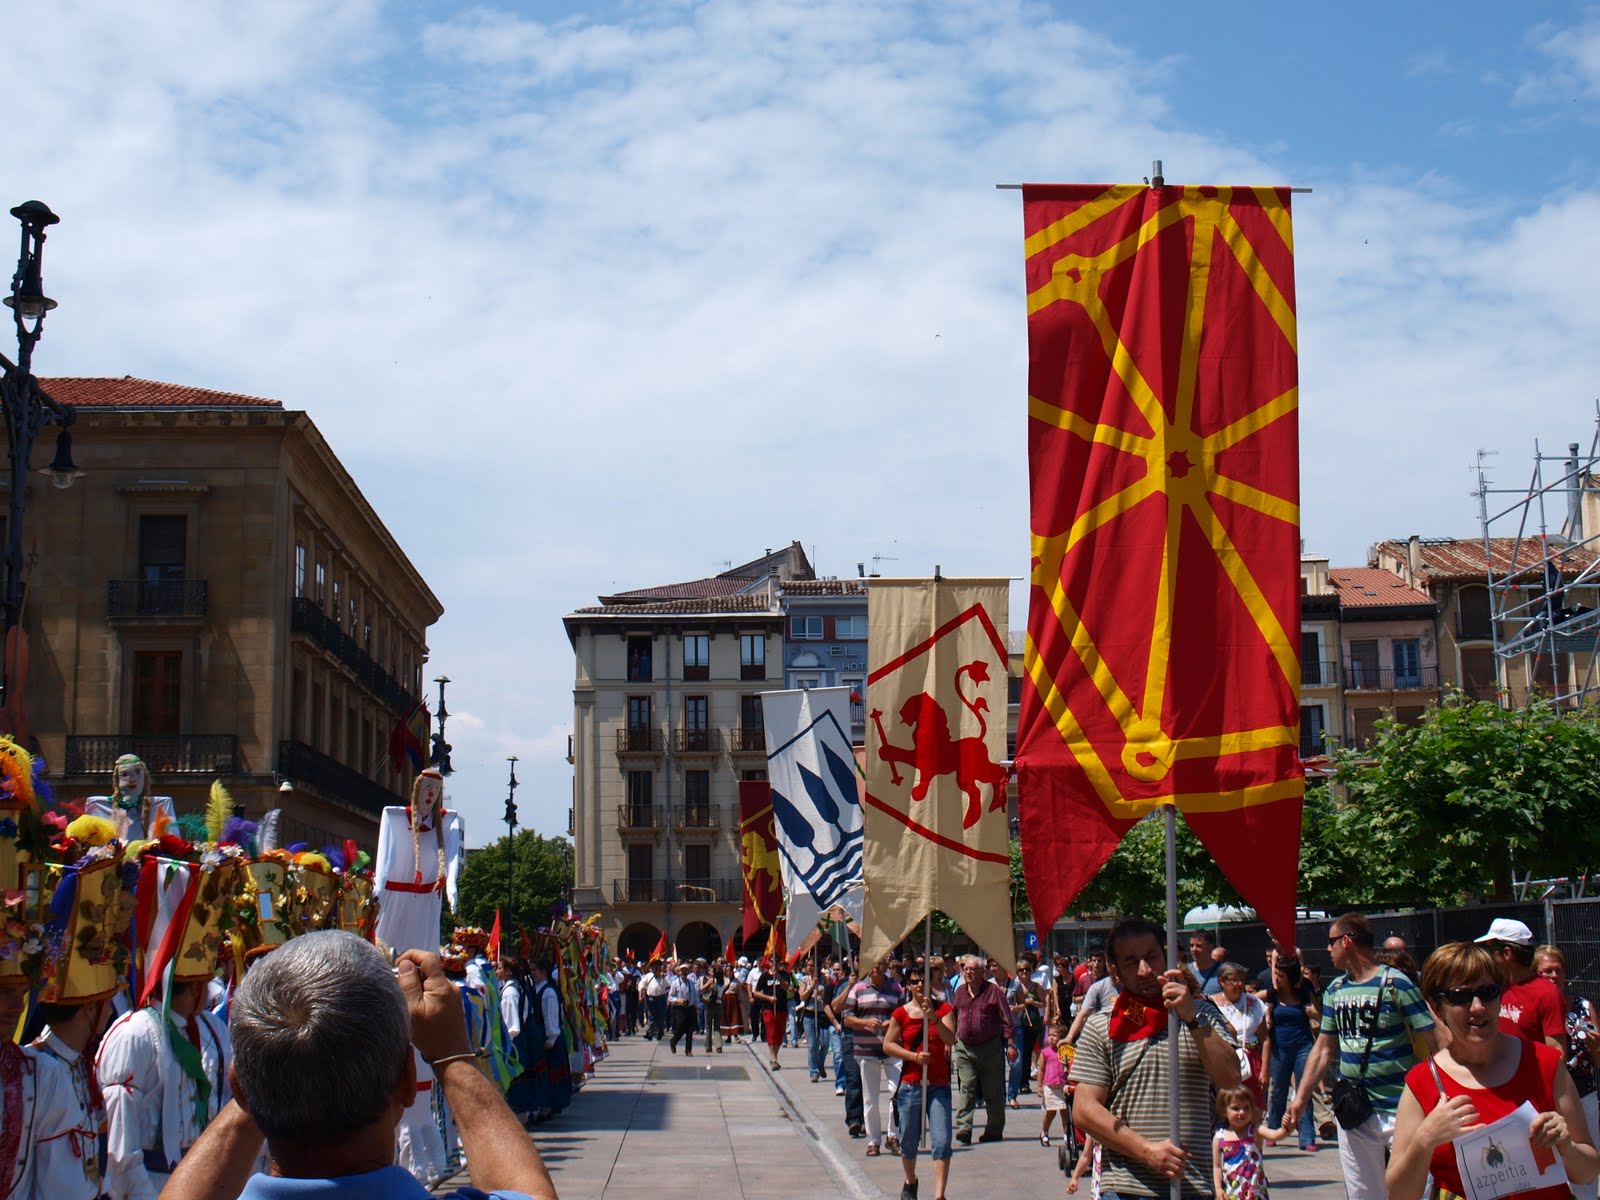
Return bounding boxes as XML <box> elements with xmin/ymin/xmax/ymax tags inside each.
<box><xmin>762</xmin><ymin>687</ymin><xmax>864</xmax><ymax>930</ymax></box>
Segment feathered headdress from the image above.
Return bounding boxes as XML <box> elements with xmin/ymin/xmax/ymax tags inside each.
<box><xmin>0</xmin><ymin>736</ymin><xmax>38</xmax><ymax>814</ymax></box>
<box><xmin>207</xmin><ymin>780</ymin><xmax>232</xmax><ymax>843</ymax></box>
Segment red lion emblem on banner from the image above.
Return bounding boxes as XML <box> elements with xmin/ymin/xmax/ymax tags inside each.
<box><xmin>871</xmin><ymin>662</ymin><xmax>1008</xmax><ymax>830</ymax></box>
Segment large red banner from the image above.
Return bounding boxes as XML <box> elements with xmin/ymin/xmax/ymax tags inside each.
<box><xmin>1016</xmin><ymin>184</ymin><xmax>1303</xmax><ymax>950</ymax></box>
<box><xmin>739</xmin><ymin>780</ymin><xmax>782</xmax><ymax>943</ymax></box>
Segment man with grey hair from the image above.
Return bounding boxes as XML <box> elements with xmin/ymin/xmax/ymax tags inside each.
<box><xmin>162</xmin><ymin>931</ymin><xmax>558</xmax><ymax>1200</ymax></box>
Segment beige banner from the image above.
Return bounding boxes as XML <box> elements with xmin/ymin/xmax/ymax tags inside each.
<box><xmin>859</xmin><ymin>578</ymin><xmax>1014</xmax><ymax>968</ymax></box>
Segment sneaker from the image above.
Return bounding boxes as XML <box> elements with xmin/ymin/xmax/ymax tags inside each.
<box><xmin>849</xmin><ymin>1122</ymin><xmax>866</xmax><ymax>1138</ymax></box>
<box><xmin>900</xmin><ymin>1183</ymin><xmax>919</xmax><ymax>1200</ymax></box>
<box><xmin>1040</xmin><ymin>1132</ymin><xmax>1051</xmax><ymax>1146</ymax></box>
<box><xmin>835</xmin><ymin>1085</ymin><xmax>846</xmax><ymax>1096</ymax></box>
<box><xmin>955</xmin><ymin>1129</ymin><xmax>972</xmax><ymax>1145</ymax></box>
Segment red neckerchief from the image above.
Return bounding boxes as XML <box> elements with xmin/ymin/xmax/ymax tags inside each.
<box><xmin>1107</xmin><ymin>991</ymin><xmax>1167</xmax><ymax>1042</ymax></box>
<box><xmin>0</xmin><ymin>1041</ymin><xmax>23</xmax><ymax>1191</ymax></box>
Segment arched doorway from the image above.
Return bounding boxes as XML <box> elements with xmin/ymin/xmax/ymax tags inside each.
<box><xmin>675</xmin><ymin>920</ymin><xmax>720</xmax><ymax>963</ymax></box>
<box><xmin>617</xmin><ymin>922</ymin><xmax>661</xmax><ymax>964</ymax></box>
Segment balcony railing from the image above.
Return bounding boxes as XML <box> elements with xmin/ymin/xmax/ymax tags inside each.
<box><xmin>1345</xmin><ymin>664</ymin><xmax>1440</xmax><ymax>692</ymax></box>
<box><xmin>290</xmin><ymin>596</ymin><xmax>418</xmax><ymax>716</ymax></box>
<box><xmin>65</xmin><ymin>734</ymin><xmax>238</xmax><ymax>776</ymax></box>
<box><xmin>673</xmin><ymin>727</ymin><xmax>722</xmax><ymax>754</ymax></box>
<box><xmin>729</xmin><ymin>727</ymin><xmax>766</xmax><ymax>754</ymax></box>
<box><xmin>1457</xmin><ymin>622</ymin><xmax>1495</xmax><ymax>641</ymax></box>
<box><xmin>849</xmin><ymin>702</ymin><xmax>866</xmax><ymax>725</ymax></box>
<box><xmin>740</xmin><ymin>663</ymin><xmax>766</xmax><ymax>681</ymax></box>
<box><xmin>1300</xmin><ymin>659</ymin><xmax>1338</xmax><ymax>688</ymax></box>
<box><xmin>611</xmin><ymin>878</ymin><xmax>740</xmax><ymax>904</ymax></box>
<box><xmin>616</xmin><ymin>727</ymin><xmax>664</xmax><ymax>754</ymax></box>
<box><xmin>616</xmin><ymin>804</ymin><xmax>663</xmax><ymax>831</ymax></box>
<box><xmin>107</xmin><ymin>579</ymin><xmax>208</xmax><ymax>619</ymax></box>
<box><xmin>675</xmin><ymin>804</ymin><xmax>719</xmax><ymax>831</ymax></box>
<box><xmin>278</xmin><ymin>740</ymin><xmax>405</xmax><ymax>817</ymax></box>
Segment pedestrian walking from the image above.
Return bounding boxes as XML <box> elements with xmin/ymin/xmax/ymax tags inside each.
<box><xmin>1285</xmin><ymin>913</ymin><xmax>1437</xmax><ymax>1200</ymax></box>
<box><xmin>884</xmin><ymin>964</ymin><xmax>956</xmax><ymax>1200</ymax></box>
<box><xmin>1037</xmin><ymin>1022</ymin><xmax>1070</xmax><ymax>1146</ymax></box>
<box><xmin>667</xmin><ymin>963</ymin><xmax>697</xmax><ymax>1055</ymax></box>
<box><xmin>1214</xmin><ymin>963</ymin><xmax>1269</xmax><ymax>1109</ymax></box>
<box><xmin>1007</xmin><ymin>954</ymin><xmax>1047</xmax><ymax>1108</ymax></box>
<box><xmin>703</xmin><ymin>962</ymin><xmax>726</xmax><ymax>1053</ymax></box>
<box><xmin>844</xmin><ymin>955</ymin><xmax>907</xmax><ymax>1156</ymax></box>
<box><xmin>1211</xmin><ymin>1085</ymin><xmax>1287</xmax><ymax>1200</ymax></box>
<box><xmin>1261</xmin><ymin>950</ymin><xmax>1320</xmax><ymax>1151</ymax></box>
<box><xmin>951</xmin><ymin>954</ymin><xmax>1014</xmax><ymax>1144</ymax></box>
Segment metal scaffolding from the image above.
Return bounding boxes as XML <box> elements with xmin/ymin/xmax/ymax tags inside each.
<box><xmin>1475</xmin><ymin>404</ymin><xmax>1600</xmax><ymax>708</ymax></box>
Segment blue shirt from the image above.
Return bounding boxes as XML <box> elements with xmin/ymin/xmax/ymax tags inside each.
<box><xmin>239</xmin><ymin>1164</ymin><xmax>535</xmax><ymax>1199</ymax></box>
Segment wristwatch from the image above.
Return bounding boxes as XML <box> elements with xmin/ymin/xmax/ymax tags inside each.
<box><xmin>1181</xmin><ymin>1014</ymin><xmax>1201</xmax><ymax>1030</ymax></box>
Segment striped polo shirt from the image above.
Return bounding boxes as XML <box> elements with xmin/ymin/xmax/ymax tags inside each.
<box><xmin>1319</xmin><ymin>967</ymin><xmax>1434</xmax><ymax>1114</ymax></box>
<box><xmin>844</xmin><ymin>978</ymin><xmax>905</xmax><ymax>1058</ymax></box>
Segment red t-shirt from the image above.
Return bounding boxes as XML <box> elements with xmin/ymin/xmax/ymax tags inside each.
<box><xmin>1405</xmin><ymin>1040</ymin><xmax>1567</xmax><ymax>1200</ymax></box>
<box><xmin>1499</xmin><ymin>976</ymin><xmax>1565</xmax><ymax>1044</ymax></box>
<box><xmin>894</xmin><ymin>1002</ymin><xmax>954</xmax><ymax>1087</ymax></box>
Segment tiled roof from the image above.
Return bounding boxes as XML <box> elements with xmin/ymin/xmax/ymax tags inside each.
<box><xmin>1328</xmin><ymin>567</ymin><xmax>1436</xmax><ymax>609</ymax></box>
<box><xmin>1373</xmin><ymin>538</ymin><xmax>1599</xmax><ymax>582</ymax></box>
<box><xmin>782</xmin><ymin>579</ymin><xmax>867</xmax><ymax>596</ymax></box>
<box><xmin>42</xmin><ymin>376</ymin><xmax>284</xmax><ymax>409</ymax></box>
<box><xmin>605</xmin><ymin>578</ymin><xmax>750</xmax><ymax>602</ymax></box>
<box><xmin>570</xmin><ymin>594</ymin><xmax>779</xmax><ymax>617</ymax></box>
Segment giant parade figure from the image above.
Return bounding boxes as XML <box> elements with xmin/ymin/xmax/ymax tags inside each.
<box><xmin>85</xmin><ymin>754</ymin><xmax>177</xmax><ymax>842</ymax></box>
<box><xmin>374</xmin><ymin>767</ymin><xmax>464</xmax><ymax>1185</ymax></box>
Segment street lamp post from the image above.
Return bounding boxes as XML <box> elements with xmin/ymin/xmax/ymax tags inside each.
<box><xmin>503</xmin><ymin>755</ymin><xmax>519</xmax><ymax>931</ymax></box>
<box><xmin>431</xmin><ymin>675</ymin><xmax>453</xmax><ymax>774</ymax></box>
<box><xmin>0</xmin><ymin>201</ymin><xmax>82</xmax><ymax>711</ymax></box>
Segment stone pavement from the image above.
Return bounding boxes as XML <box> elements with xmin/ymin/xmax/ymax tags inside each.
<box><xmin>437</xmin><ymin>1033</ymin><xmax>1352</xmax><ymax>1200</ymax></box>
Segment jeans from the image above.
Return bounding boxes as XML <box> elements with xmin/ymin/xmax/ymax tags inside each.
<box><xmin>896</xmin><ymin>1082</ymin><xmax>953</xmax><ymax>1161</ymax></box>
<box><xmin>840</xmin><ymin>1029</ymin><xmax>864</xmax><ymax>1130</ymax></box>
<box><xmin>1008</xmin><ymin>1021</ymin><xmax>1040</xmax><ymax>1100</ymax></box>
<box><xmin>859</xmin><ymin>1055</ymin><xmax>903</xmax><ymax>1145</ymax></box>
<box><xmin>645</xmin><ymin>994</ymin><xmax>667</xmax><ymax>1039</ymax></box>
<box><xmin>805</xmin><ymin>1013</ymin><xmax>827</xmax><ymax>1078</ymax></box>
<box><xmin>832</xmin><ymin>1026</ymin><xmax>846</xmax><ymax>1089</ymax></box>
<box><xmin>1335</xmin><ymin>1107</ymin><xmax>1397</xmax><ymax>1200</ymax></box>
<box><xmin>1267</xmin><ymin>1038</ymin><xmax>1315</xmax><ymax>1148</ymax></box>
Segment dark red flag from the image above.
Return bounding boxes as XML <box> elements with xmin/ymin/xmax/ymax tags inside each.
<box><xmin>739</xmin><ymin>781</ymin><xmax>782</xmax><ymax>943</ymax></box>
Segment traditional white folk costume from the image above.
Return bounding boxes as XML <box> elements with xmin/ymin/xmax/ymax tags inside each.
<box><xmin>85</xmin><ymin>754</ymin><xmax>177</xmax><ymax>842</ymax></box>
<box><xmin>374</xmin><ymin>770</ymin><xmax>463</xmax><ymax>1186</ymax></box>
<box><xmin>0</xmin><ymin>1040</ymin><xmax>80</xmax><ymax>1197</ymax></box>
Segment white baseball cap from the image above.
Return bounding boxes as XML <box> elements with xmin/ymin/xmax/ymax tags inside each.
<box><xmin>1474</xmin><ymin>918</ymin><xmax>1535</xmax><ymax>947</ymax></box>
<box><xmin>737</xmin><ymin>956</ymin><xmax>750</xmax><ymax>966</ymax></box>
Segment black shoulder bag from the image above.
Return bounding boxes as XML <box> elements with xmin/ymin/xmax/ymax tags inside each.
<box><xmin>1329</xmin><ymin>970</ymin><xmax>1390</xmax><ymax>1130</ymax></box>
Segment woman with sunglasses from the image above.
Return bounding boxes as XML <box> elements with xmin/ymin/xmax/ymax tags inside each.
<box><xmin>1388</xmin><ymin>942</ymin><xmax>1600</xmax><ymax>1200</ymax></box>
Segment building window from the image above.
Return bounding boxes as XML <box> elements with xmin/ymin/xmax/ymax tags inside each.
<box><xmin>332</xmin><ymin>579</ymin><xmax>342</xmax><ymax>627</ymax></box>
<box><xmin>740</xmin><ymin>693</ymin><xmax>763</xmax><ymax>733</ymax></box>
<box><xmin>295</xmin><ymin>543</ymin><xmax>307</xmax><ymax>597</ymax></box>
<box><xmin>790</xmin><ymin>616</ymin><xmax>823</xmax><ymax>640</ymax></box>
<box><xmin>1460</xmin><ymin>646</ymin><xmax>1496</xmax><ymax>700</ymax></box>
<box><xmin>350</xmin><ymin>593</ymin><xmax>359</xmax><ymax>635</ymax></box>
<box><xmin>1458</xmin><ymin>585</ymin><xmax>1493</xmax><ymax>640</ymax></box>
<box><xmin>1299</xmin><ymin>704</ymin><xmax>1327</xmax><ymax>758</ymax></box>
<box><xmin>684</xmin><ymin>696</ymin><xmax>708</xmax><ymax>731</ymax></box>
<box><xmin>836</xmin><ymin>615</ymin><xmax>867</xmax><ymax>639</ymax></box>
<box><xmin>740</xmin><ymin>634</ymin><xmax>765</xmax><ymax>681</ymax></box>
<box><xmin>1349</xmin><ymin>640</ymin><xmax>1379</xmax><ymax>689</ymax></box>
<box><xmin>310</xmin><ymin>681</ymin><xmax>325</xmax><ymax>750</ymax></box>
<box><xmin>627</xmin><ymin>844</ymin><xmax>653</xmax><ymax>900</ymax></box>
<box><xmin>628</xmin><ymin>695</ymin><xmax>652</xmax><ymax>730</ymax></box>
<box><xmin>742</xmin><ymin>768</ymin><xmax>768</xmax><ymax>782</ymax></box>
<box><xmin>1007</xmin><ymin>675</ymin><xmax>1023</xmax><ymax>705</ymax></box>
<box><xmin>1301</xmin><ymin>630</ymin><xmax>1323</xmax><ymax>685</ymax></box>
<box><xmin>315</xmin><ymin>561</ymin><xmax>327</xmax><ymax>607</ymax></box>
<box><xmin>628</xmin><ymin>636</ymin><xmax>653</xmax><ymax>682</ymax></box>
<box><xmin>684</xmin><ymin>770</ymin><xmax>710</xmax><ymax>811</ymax></box>
<box><xmin>626</xmin><ymin>770</ymin><xmax>653</xmax><ymax>820</ymax></box>
<box><xmin>131</xmin><ymin>651</ymin><xmax>182</xmax><ymax>737</ymax></box>
<box><xmin>684</xmin><ymin>844</ymin><xmax>711</xmax><ymax>884</ymax></box>
<box><xmin>1393</xmin><ymin>639</ymin><xmax>1421</xmax><ymax>688</ymax></box>
<box><xmin>683</xmin><ymin>634</ymin><xmax>709</xmax><ymax>680</ymax></box>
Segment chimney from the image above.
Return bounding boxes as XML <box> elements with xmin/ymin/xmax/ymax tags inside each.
<box><xmin>1407</xmin><ymin>535</ymin><xmax>1422</xmax><ymax>581</ymax></box>
<box><xmin>857</xmin><ymin>562</ymin><xmax>865</xmax><ymax>578</ymax></box>
<box><xmin>1569</xmin><ymin>443</ymin><xmax>1583</xmax><ymax>541</ymax></box>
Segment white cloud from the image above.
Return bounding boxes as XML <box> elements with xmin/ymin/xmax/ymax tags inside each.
<box><xmin>4</xmin><ymin>0</ymin><xmax>1599</xmax><ymax>840</ymax></box>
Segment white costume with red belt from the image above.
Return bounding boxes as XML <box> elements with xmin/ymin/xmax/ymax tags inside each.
<box><xmin>0</xmin><ymin>1042</ymin><xmax>78</xmax><ymax>1198</ymax></box>
<box><xmin>373</xmin><ymin>802</ymin><xmax>463</xmax><ymax>1186</ymax></box>
<box><xmin>31</xmin><ymin>1028</ymin><xmax>109</xmax><ymax>1200</ymax></box>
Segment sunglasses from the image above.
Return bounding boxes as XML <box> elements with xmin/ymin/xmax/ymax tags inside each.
<box><xmin>1435</xmin><ymin>982</ymin><xmax>1502</xmax><ymax>1007</ymax></box>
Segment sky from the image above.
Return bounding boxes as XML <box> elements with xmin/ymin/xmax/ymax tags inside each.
<box><xmin>4</xmin><ymin>1</ymin><xmax>1599</xmax><ymax>842</ymax></box>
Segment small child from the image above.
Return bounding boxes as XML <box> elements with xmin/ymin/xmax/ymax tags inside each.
<box><xmin>1067</xmin><ymin>1134</ymin><xmax>1099</xmax><ymax>1197</ymax></box>
<box><xmin>1211</xmin><ymin>1084</ymin><xmax>1287</xmax><ymax>1200</ymax></box>
<box><xmin>1038</xmin><ymin>1023</ymin><xmax>1070</xmax><ymax>1146</ymax></box>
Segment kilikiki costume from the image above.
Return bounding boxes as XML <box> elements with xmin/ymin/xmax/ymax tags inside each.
<box><xmin>374</xmin><ymin>770</ymin><xmax>464</xmax><ymax>1186</ymax></box>
<box><xmin>85</xmin><ymin>754</ymin><xmax>178</xmax><ymax>843</ymax></box>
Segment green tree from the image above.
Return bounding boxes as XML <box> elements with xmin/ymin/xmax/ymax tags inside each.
<box><xmin>1329</xmin><ymin>692</ymin><xmax>1600</xmax><ymax>904</ymax></box>
<box><xmin>445</xmin><ymin>830</ymin><xmax>574</xmax><ymax>938</ymax></box>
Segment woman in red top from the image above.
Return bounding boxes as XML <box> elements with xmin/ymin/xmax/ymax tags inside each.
<box><xmin>884</xmin><ymin>963</ymin><xmax>958</xmax><ymax>1200</ymax></box>
<box><xmin>1389</xmin><ymin>942</ymin><xmax>1599</xmax><ymax>1200</ymax></box>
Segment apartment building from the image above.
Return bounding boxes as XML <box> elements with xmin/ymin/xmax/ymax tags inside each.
<box><xmin>1326</xmin><ymin>566</ymin><xmax>1439</xmax><ymax>745</ymax></box>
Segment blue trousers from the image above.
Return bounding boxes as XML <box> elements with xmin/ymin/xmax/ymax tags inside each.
<box><xmin>896</xmin><ymin>1083</ymin><xmax>953</xmax><ymax>1161</ymax></box>
<box><xmin>832</xmin><ymin>1026</ymin><xmax>846</xmax><ymax>1089</ymax></box>
<box><xmin>1268</xmin><ymin>1037</ymin><xmax>1316</xmax><ymax>1148</ymax></box>
<box><xmin>805</xmin><ymin>1013</ymin><xmax>828</xmax><ymax>1078</ymax></box>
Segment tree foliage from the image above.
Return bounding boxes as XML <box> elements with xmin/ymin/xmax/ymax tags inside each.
<box><xmin>1327</xmin><ymin>693</ymin><xmax>1600</xmax><ymax>904</ymax></box>
<box><xmin>446</xmin><ymin>830</ymin><xmax>574</xmax><ymax>938</ymax></box>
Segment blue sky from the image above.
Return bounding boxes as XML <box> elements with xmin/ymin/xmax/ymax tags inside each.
<box><xmin>4</xmin><ymin>1</ymin><xmax>1599</xmax><ymax>841</ymax></box>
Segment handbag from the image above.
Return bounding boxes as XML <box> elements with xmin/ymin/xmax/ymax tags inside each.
<box><xmin>1329</xmin><ymin>970</ymin><xmax>1390</xmax><ymax>1130</ymax></box>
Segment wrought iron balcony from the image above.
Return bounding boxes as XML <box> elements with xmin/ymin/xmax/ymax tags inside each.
<box><xmin>849</xmin><ymin>702</ymin><xmax>866</xmax><ymax>725</ymax></box>
<box><xmin>1300</xmin><ymin>659</ymin><xmax>1339</xmax><ymax>688</ymax></box>
<box><xmin>729</xmin><ymin>727</ymin><xmax>766</xmax><ymax>754</ymax></box>
<box><xmin>674</xmin><ymin>804</ymin><xmax>719</xmax><ymax>832</ymax></box>
<box><xmin>673</xmin><ymin>727</ymin><xmax>721</xmax><ymax>755</ymax></box>
<box><xmin>1344</xmin><ymin>663</ymin><xmax>1440</xmax><ymax>692</ymax></box>
<box><xmin>106</xmin><ymin>579</ymin><xmax>207</xmax><ymax>619</ymax></box>
<box><xmin>65</xmin><ymin>734</ymin><xmax>238</xmax><ymax>776</ymax></box>
<box><xmin>278</xmin><ymin>740</ymin><xmax>405</xmax><ymax>817</ymax></box>
<box><xmin>616</xmin><ymin>727</ymin><xmax>664</xmax><ymax>754</ymax></box>
<box><xmin>290</xmin><ymin>596</ymin><xmax>418</xmax><ymax>715</ymax></box>
<box><xmin>616</xmin><ymin>804</ymin><xmax>663</xmax><ymax>832</ymax></box>
<box><xmin>610</xmin><ymin>878</ymin><xmax>739</xmax><ymax>904</ymax></box>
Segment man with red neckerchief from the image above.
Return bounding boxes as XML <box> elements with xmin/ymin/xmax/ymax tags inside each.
<box><xmin>1070</xmin><ymin>917</ymin><xmax>1241</xmax><ymax>1200</ymax></box>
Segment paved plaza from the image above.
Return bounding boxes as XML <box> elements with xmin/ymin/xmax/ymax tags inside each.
<box><xmin>438</xmin><ymin>1033</ymin><xmax>1349</xmax><ymax>1200</ymax></box>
